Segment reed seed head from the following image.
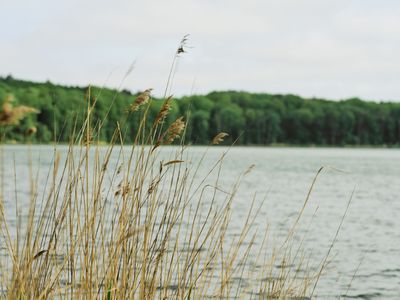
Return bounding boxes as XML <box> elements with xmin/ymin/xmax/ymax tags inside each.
<box><xmin>155</xmin><ymin>96</ymin><xmax>173</xmax><ymax>125</ymax></box>
<box><xmin>177</xmin><ymin>34</ymin><xmax>190</xmax><ymax>55</ymax></box>
<box><xmin>212</xmin><ymin>132</ymin><xmax>229</xmax><ymax>144</ymax></box>
<box><xmin>0</xmin><ymin>95</ymin><xmax>39</xmax><ymax>126</ymax></box>
<box><xmin>165</xmin><ymin>116</ymin><xmax>185</xmax><ymax>144</ymax></box>
<box><xmin>26</xmin><ymin>126</ymin><xmax>37</xmax><ymax>136</ymax></box>
<box><xmin>129</xmin><ymin>89</ymin><xmax>153</xmax><ymax>112</ymax></box>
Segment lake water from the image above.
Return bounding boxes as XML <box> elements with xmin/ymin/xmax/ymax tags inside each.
<box><xmin>1</xmin><ymin>145</ymin><xmax>399</xmax><ymax>299</ymax></box>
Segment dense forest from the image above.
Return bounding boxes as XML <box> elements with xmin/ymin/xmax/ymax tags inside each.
<box><xmin>1</xmin><ymin>76</ymin><xmax>400</xmax><ymax>145</ymax></box>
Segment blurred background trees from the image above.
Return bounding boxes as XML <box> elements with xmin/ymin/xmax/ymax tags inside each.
<box><xmin>1</xmin><ymin>76</ymin><xmax>400</xmax><ymax>145</ymax></box>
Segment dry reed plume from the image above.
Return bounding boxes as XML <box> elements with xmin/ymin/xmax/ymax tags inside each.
<box><xmin>212</xmin><ymin>132</ymin><xmax>229</xmax><ymax>145</ymax></box>
<box><xmin>154</xmin><ymin>96</ymin><xmax>172</xmax><ymax>125</ymax></box>
<box><xmin>129</xmin><ymin>89</ymin><xmax>153</xmax><ymax>112</ymax></box>
<box><xmin>0</xmin><ymin>95</ymin><xmax>38</xmax><ymax>126</ymax></box>
<box><xmin>164</xmin><ymin>116</ymin><xmax>185</xmax><ymax>144</ymax></box>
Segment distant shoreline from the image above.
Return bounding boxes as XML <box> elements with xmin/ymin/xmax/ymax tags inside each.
<box><xmin>1</xmin><ymin>142</ymin><xmax>399</xmax><ymax>149</ymax></box>
<box><xmin>3</xmin><ymin>76</ymin><xmax>400</xmax><ymax>147</ymax></box>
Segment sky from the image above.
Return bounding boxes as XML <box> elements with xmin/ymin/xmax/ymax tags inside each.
<box><xmin>1</xmin><ymin>0</ymin><xmax>400</xmax><ymax>101</ymax></box>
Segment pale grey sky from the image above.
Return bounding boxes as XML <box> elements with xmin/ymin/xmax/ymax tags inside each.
<box><xmin>1</xmin><ymin>0</ymin><xmax>400</xmax><ymax>100</ymax></box>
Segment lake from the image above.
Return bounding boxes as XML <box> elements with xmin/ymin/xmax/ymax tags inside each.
<box><xmin>1</xmin><ymin>145</ymin><xmax>399</xmax><ymax>299</ymax></box>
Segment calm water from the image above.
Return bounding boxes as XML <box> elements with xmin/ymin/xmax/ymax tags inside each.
<box><xmin>1</xmin><ymin>145</ymin><xmax>399</xmax><ymax>299</ymax></box>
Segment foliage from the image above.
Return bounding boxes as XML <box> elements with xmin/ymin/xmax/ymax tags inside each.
<box><xmin>1</xmin><ymin>76</ymin><xmax>400</xmax><ymax>145</ymax></box>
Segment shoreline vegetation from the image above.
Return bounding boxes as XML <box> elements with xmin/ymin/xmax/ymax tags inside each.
<box><xmin>0</xmin><ymin>38</ymin><xmax>354</xmax><ymax>298</ymax></box>
<box><xmin>1</xmin><ymin>76</ymin><xmax>400</xmax><ymax>147</ymax></box>
<box><xmin>1</xmin><ymin>141</ymin><xmax>400</xmax><ymax>148</ymax></box>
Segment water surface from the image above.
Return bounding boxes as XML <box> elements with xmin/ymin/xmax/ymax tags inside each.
<box><xmin>1</xmin><ymin>145</ymin><xmax>399</xmax><ymax>299</ymax></box>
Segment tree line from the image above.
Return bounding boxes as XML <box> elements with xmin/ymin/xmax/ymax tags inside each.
<box><xmin>1</xmin><ymin>76</ymin><xmax>400</xmax><ymax>145</ymax></box>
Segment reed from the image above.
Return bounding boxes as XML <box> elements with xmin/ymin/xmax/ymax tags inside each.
<box><xmin>0</xmin><ymin>96</ymin><xmax>324</xmax><ymax>299</ymax></box>
<box><xmin>0</xmin><ymin>38</ymin><xmax>335</xmax><ymax>299</ymax></box>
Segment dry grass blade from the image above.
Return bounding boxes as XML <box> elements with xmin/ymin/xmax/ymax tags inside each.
<box><xmin>32</xmin><ymin>249</ymin><xmax>48</xmax><ymax>260</ymax></box>
<box><xmin>244</xmin><ymin>164</ymin><xmax>255</xmax><ymax>175</ymax></box>
<box><xmin>117</xmin><ymin>227</ymin><xmax>145</xmax><ymax>246</ymax></box>
<box><xmin>163</xmin><ymin>160</ymin><xmax>184</xmax><ymax>167</ymax></box>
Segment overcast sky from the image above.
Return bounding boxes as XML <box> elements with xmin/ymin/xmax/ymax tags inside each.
<box><xmin>1</xmin><ymin>0</ymin><xmax>400</xmax><ymax>101</ymax></box>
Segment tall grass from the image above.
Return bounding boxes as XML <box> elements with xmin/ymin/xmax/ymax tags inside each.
<box><xmin>0</xmin><ymin>95</ymin><xmax>324</xmax><ymax>299</ymax></box>
<box><xmin>0</xmin><ymin>39</ymin><xmax>337</xmax><ymax>299</ymax></box>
